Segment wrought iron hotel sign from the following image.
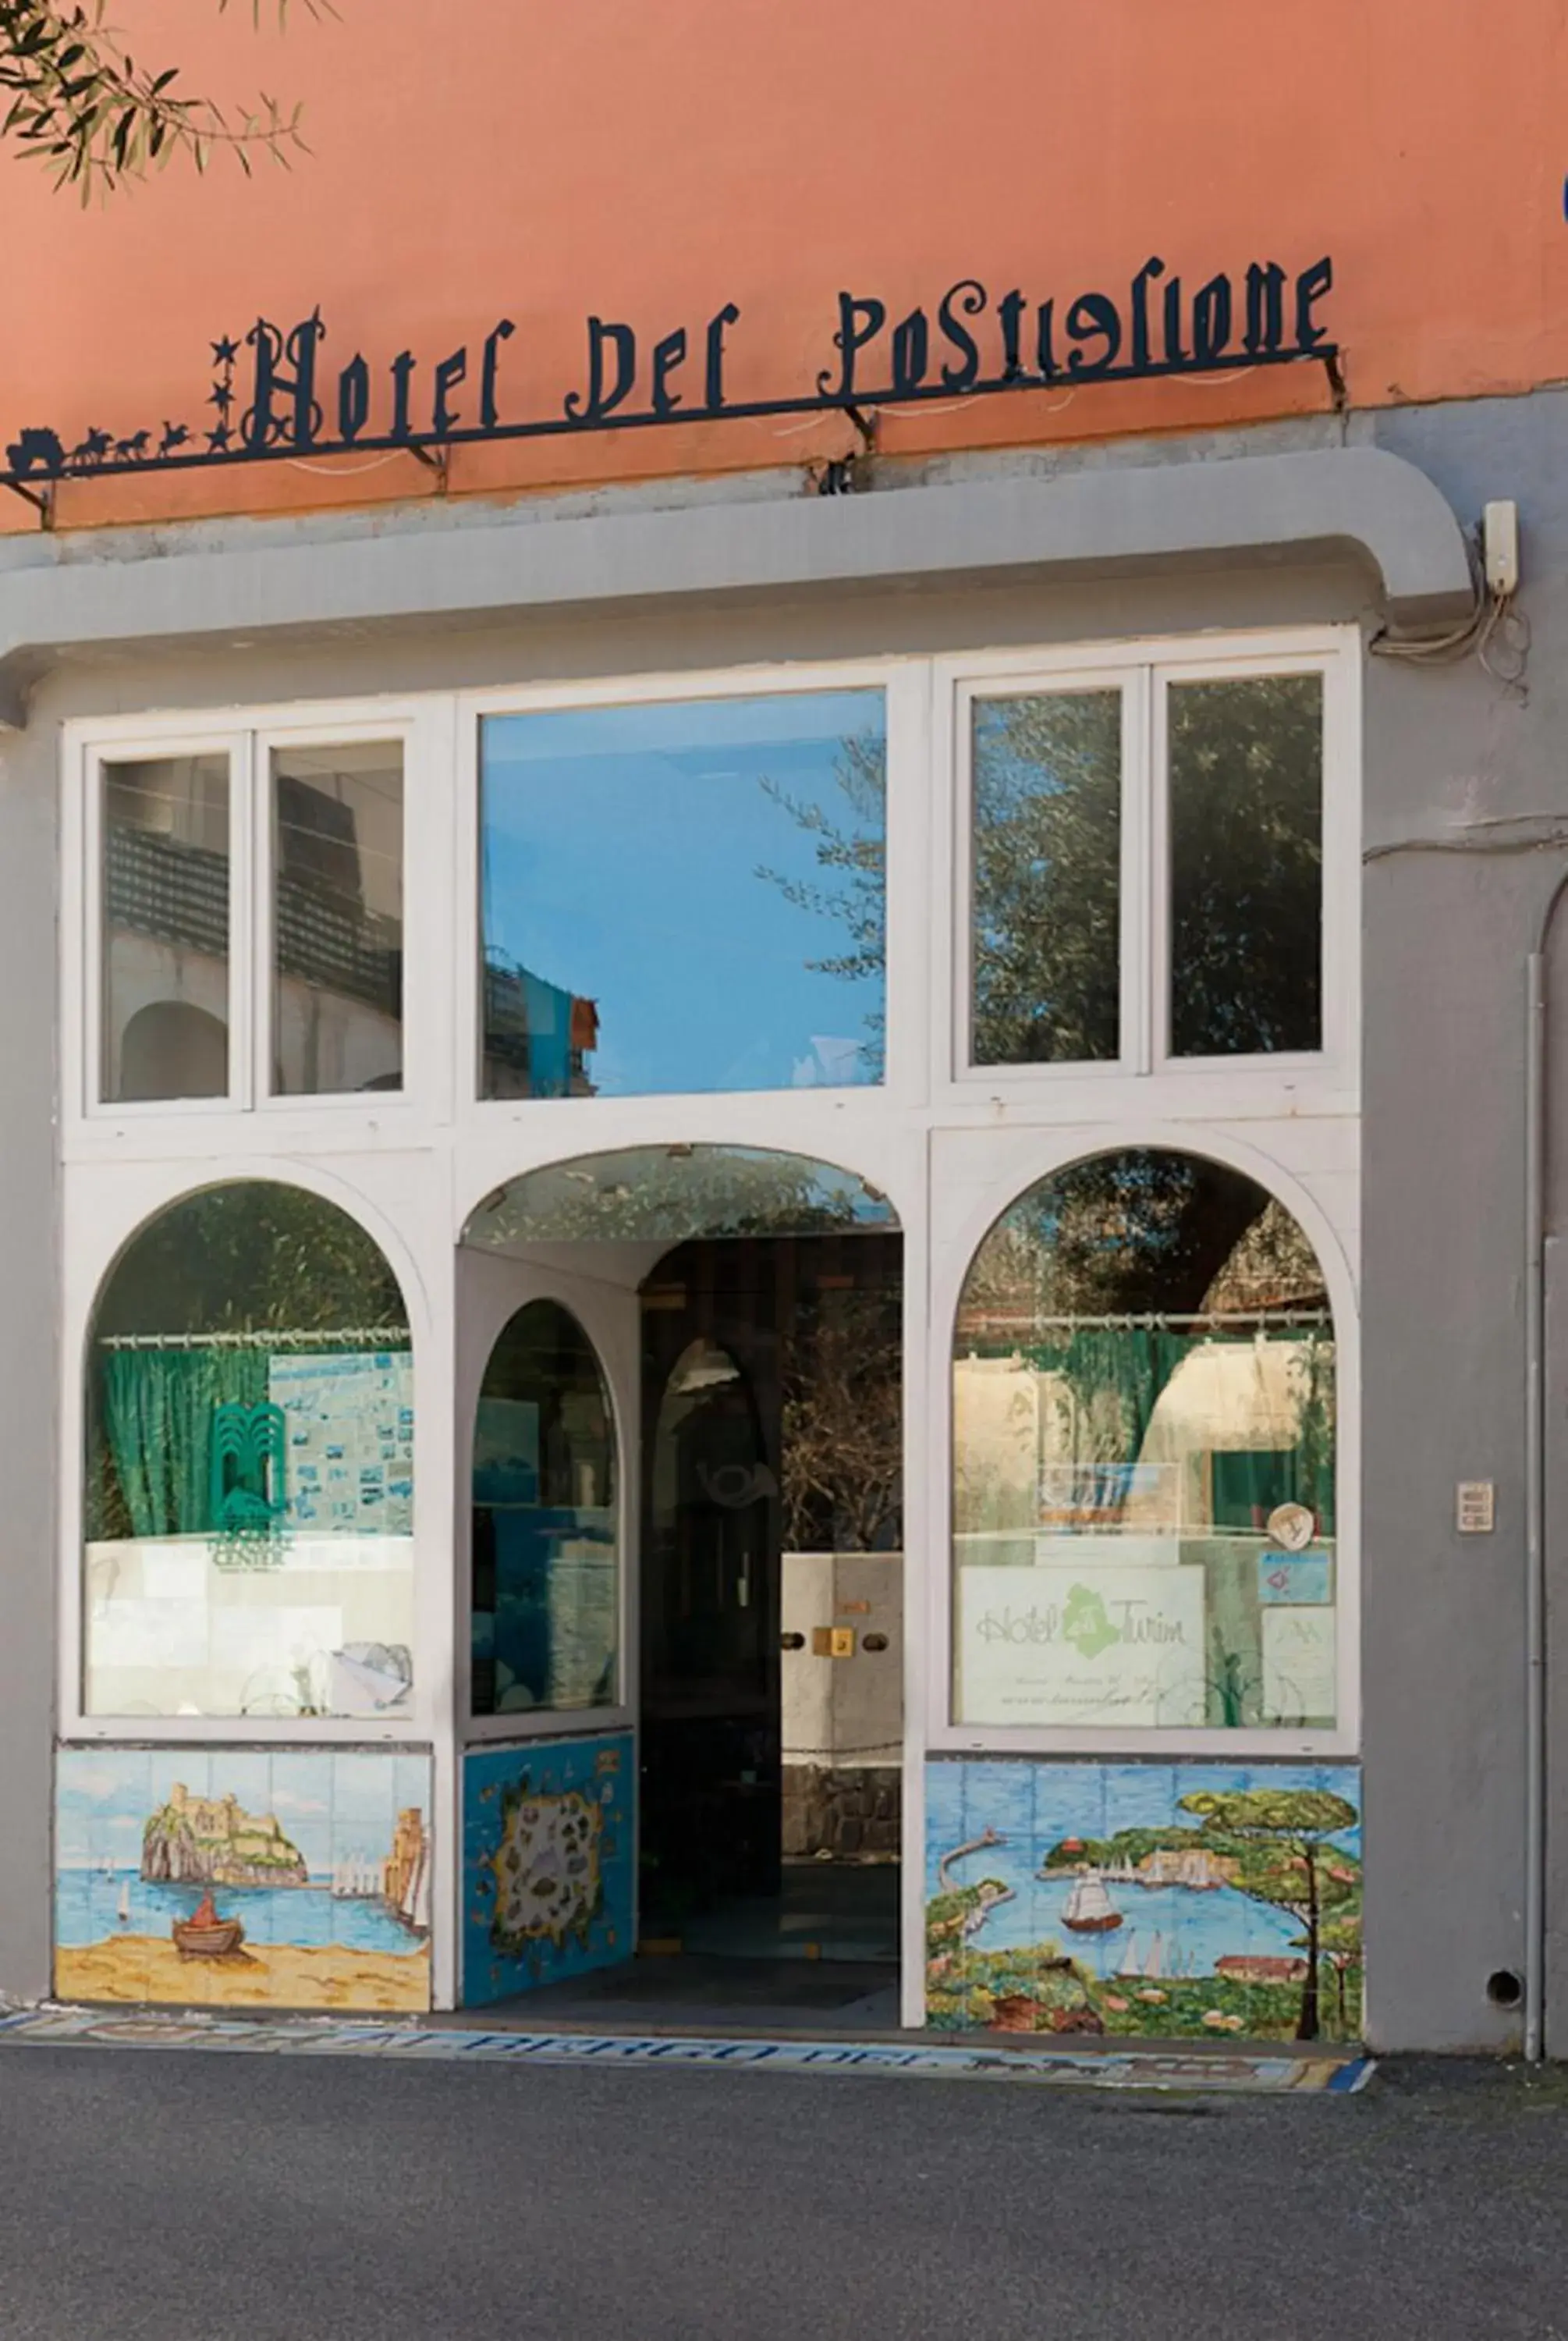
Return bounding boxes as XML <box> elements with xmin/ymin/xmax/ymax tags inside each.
<box><xmin>2</xmin><ymin>250</ymin><xmax>1336</xmax><ymax>515</ymax></box>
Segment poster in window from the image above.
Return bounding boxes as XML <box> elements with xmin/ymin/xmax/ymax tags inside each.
<box><xmin>956</xmin><ymin>1563</ymin><xmax>1206</xmax><ymax>1728</ymax></box>
<box><xmin>269</xmin><ymin>1352</ymin><xmax>414</xmax><ymax>1535</ymax></box>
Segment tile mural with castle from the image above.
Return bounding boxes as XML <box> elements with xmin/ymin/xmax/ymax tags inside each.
<box><xmin>926</xmin><ymin>1760</ymin><xmax>1362</xmax><ymax>2042</ymax></box>
<box><xmin>463</xmin><ymin>1733</ymin><xmax>633</xmax><ymax>2006</ymax></box>
<box><xmin>55</xmin><ymin>1747</ymin><xmax>432</xmax><ymax>2009</ymax></box>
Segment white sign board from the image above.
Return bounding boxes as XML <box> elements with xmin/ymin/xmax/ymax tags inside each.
<box><xmin>957</xmin><ymin>1564</ymin><xmax>1207</xmax><ymax>1728</ymax></box>
<box><xmin>1261</xmin><ymin>1607</ymin><xmax>1337</xmax><ymax>1723</ymax></box>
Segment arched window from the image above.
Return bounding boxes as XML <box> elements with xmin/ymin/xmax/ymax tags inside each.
<box><xmin>952</xmin><ymin>1149</ymin><xmax>1337</xmax><ymax>1733</ymax></box>
<box><xmin>83</xmin><ymin>1181</ymin><xmax>414</xmax><ymax>1720</ymax></box>
<box><xmin>471</xmin><ymin>1300</ymin><xmax>618</xmax><ymax>1718</ymax></box>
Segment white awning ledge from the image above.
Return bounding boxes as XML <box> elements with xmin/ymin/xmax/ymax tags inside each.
<box><xmin>0</xmin><ymin>444</ymin><xmax>1474</xmax><ymax>730</ymax></box>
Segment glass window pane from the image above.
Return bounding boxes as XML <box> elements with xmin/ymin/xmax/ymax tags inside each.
<box><xmin>101</xmin><ymin>754</ymin><xmax>230</xmax><ymax>1102</ymax></box>
<box><xmin>463</xmin><ymin>1144</ymin><xmax>898</xmax><ymax>1249</ymax></box>
<box><xmin>471</xmin><ymin>1301</ymin><xmax>618</xmax><ymax>1716</ymax></box>
<box><xmin>479</xmin><ymin>691</ymin><xmax>886</xmax><ymax>1098</ymax></box>
<box><xmin>1168</xmin><ymin>674</ymin><xmax>1322</xmax><ymax>1056</ymax></box>
<box><xmin>83</xmin><ymin>1183</ymin><xmax>415</xmax><ymax>1719</ymax></box>
<box><xmin>272</xmin><ymin>743</ymin><xmax>403</xmax><ymax>1095</ymax></box>
<box><xmin>970</xmin><ymin>689</ymin><xmax>1121</xmax><ymax>1065</ymax></box>
<box><xmin>951</xmin><ymin>1149</ymin><xmax>1336</xmax><ymax>1732</ymax></box>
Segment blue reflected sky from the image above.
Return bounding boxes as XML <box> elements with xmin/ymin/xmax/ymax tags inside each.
<box><xmin>481</xmin><ymin>691</ymin><xmax>885</xmax><ymax>1096</ymax></box>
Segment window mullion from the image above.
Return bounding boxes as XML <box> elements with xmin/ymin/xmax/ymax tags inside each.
<box><xmin>233</xmin><ymin>729</ymin><xmax>260</xmax><ymax>1111</ymax></box>
<box><xmin>1145</xmin><ymin>666</ymin><xmax>1171</xmax><ymax>1074</ymax></box>
<box><xmin>1121</xmin><ymin>666</ymin><xmax>1155</xmax><ymax>1075</ymax></box>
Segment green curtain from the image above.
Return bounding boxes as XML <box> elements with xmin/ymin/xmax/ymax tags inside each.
<box><xmin>98</xmin><ymin>1348</ymin><xmax>269</xmax><ymax>1538</ymax></box>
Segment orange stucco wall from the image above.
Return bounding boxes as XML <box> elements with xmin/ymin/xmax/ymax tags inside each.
<box><xmin>4</xmin><ymin>0</ymin><xmax>1566</xmax><ymax>529</ymax></box>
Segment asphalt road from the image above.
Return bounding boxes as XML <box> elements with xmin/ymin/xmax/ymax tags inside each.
<box><xmin>0</xmin><ymin>2048</ymin><xmax>1561</xmax><ymax>2340</ymax></box>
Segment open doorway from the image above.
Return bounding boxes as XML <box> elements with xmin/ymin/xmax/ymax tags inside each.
<box><xmin>460</xmin><ymin>1146</ymin><xmax>904</xmax><ymax>2027</ymax></box>
<box><xmin>640</xmin><ymin>1228</ymin><xmax>903</xmax><ymax>1980</ymax></box>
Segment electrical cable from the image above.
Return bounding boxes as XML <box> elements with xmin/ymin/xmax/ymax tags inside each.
<box><xmin>1369</xmin><ymin>531</ymin><xmax>1531</xmax><ymax>694</ymax></box>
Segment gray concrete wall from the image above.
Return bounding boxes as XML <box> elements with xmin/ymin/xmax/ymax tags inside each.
<box><xmin>0</xmin><ymin>724</ymin><xmax>58</xmax><ymax>2004</ymax></box>
<box><xmin>1360</xmin><ymin>390</ymin><xmax>1568</xmax><ymax>2051</ymax></box>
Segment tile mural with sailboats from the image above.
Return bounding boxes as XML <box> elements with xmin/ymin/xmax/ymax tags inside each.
<box><xmin>55</xmin><ymin>1746</ymin><xmax>433</xmax><ymax>2010</ymax></box>
<box><xmin>925</xmin><ymin>1759</ymin><xmax>1361</xmax><ymax>2041</ymax></box>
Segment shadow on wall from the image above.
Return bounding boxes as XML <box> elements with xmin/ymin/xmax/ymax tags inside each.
<box><xmin>925</xmin><ymin>1760</ymin><xmax>1361</xmax><ymax>2043</ymax></box>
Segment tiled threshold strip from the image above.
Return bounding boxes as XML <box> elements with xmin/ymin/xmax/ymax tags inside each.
<box><xmin>0</xmin><ymin>2007</ymin><xmax>1374</xmax><ymax>2092</ymax></box>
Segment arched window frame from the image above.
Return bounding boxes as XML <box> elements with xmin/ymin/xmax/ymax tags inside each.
<box><xmin>463</xmin><ymin>1290</ymin><xmax>628</xmax><ymax>1740</ymax></box>
<box><xmin>928</xmin><ymin>1129</ymin><xmax>1360</xmax><ymax>1764</ymax></box>
<box><xmin>59</xmin><ymin>1165</ymin><xmax>435</xmax><ymax>1748</ymax></box>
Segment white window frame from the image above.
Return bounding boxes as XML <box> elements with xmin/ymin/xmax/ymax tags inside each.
<box><xmin>938</xmin><ymin>627</ymin><xmax>1359</xmax><ymax>1103</ymax></box>
<box><xmin>54</xmin><ymin>625</ymin><xmax>1360</xmax><ymax>1906</ymax></box>
<box><xmin>456</xmin><ymin>1266</ymin><xmax>638</xmax><ymax>1750</ymax></box>
<box><xmin>76</xmin><ymin>726</ymin><xmax>252</xmax><ymax>1121</ymax></box>
<box><xmin>66</xmin><ymin>701</ymin><xmax>448</xmax><ymax>1135</ymax></box>
<box><xmin>58</xmin><ymin>1152</ymin><xmax>442</xmax><ymax>1748</ymax></box>
<box><xmin>454</xmin><ymin>659</ymin><xmax>928</xmax><ymax>1126</ymax></box>
<box><xmin>924</xmin><ymin>1118</ymin><xmax>1361</xmax><ymax>1763</ymax></box>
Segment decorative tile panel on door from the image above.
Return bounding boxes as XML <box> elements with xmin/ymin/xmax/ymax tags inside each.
<box><xmin>55</xmin><ymin>1745</ymin><xmax>433</xmax><ymax>2011</ymax></box>
<box><xmin>463</xmin><ymin>1733</ymin><xmax>635</xmax><ymax>2007</ymax></box>
<box><xmin>925</xmin><ymin>1759</ymin><xmax>1361</xmax><ymax>2043</ymax></box>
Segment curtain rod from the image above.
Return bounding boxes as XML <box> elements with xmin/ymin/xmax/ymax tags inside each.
<box><xmin>98</xmin><ymin>1326</ymin><xmax>409</xmax><ymax>1352</ymax></box>
<box><xmin>1003</xmin><ymin>1307</ymin><xmax>1333</xmax><ymax>1330</ymax></box>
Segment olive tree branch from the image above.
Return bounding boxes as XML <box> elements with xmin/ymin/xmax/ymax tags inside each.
<box><xmin>0</xmin><ymin>2</ymin><xmax>332</xmax><ymax>197</ymax></box>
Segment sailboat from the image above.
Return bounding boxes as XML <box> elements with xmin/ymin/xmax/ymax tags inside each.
<box><xmin>394</xmin><ymin>1833</ymin><xmax>431</xmax><ymax>1936</ymax></box>
<box><xmin>1062</xmin><ymin>1867</ymin><xmax>1123</xmax><ymax>1934</ymax></box>
<box><xmin>115</xmin><ymin>1881</ymin><xmax>131</xmax><ymax>1926</ymax></box>
<box><xmin>332</xmin><ymin>1855</ymin><xmax>381</xmax><ymax>1899</ymax></box>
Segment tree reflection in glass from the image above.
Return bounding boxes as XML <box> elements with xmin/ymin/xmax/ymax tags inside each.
<box><xmin>970</xmin><ymin>689</ymin><xmax>1122</xmax><ymax>1066</ymax></box>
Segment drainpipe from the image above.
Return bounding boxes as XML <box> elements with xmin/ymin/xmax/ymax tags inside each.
<box><xmin>1524</xmin><ymin>869</ymin><xmax>1568</xmax><ymax>2062</ymax></box>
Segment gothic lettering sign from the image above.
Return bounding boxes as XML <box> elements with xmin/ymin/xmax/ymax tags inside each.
<box><xmin>1</xmin><ymin>253</ymin><xmax>1336</xmax><ymax>515</ymax></box>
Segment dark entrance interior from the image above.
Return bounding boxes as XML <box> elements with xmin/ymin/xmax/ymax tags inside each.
<box><xmin>637</xmin><ymin>1229</ymin><xmax>903</xmax><ymax>1988</ymax></box>
<box><xmin>463</xmin><ymin>1141</ymin><xmax>907</xmax><ymax>2032</ymax></box>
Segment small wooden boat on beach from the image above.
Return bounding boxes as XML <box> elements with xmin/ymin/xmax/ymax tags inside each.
<box><xmin>172</xmin><ymin>1890</ymin><xmax>245</xmax><ymax>1959</ymax></box>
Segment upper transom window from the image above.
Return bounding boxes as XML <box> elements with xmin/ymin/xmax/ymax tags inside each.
<box><xmin>963</xmin><ymin>660</ymin><xmax>1327</xmax><ymax>1076</ymax></box>
<box><xmin>478</xmin><ymin>690</ymin><xmax>887</xmax><ymax>1099</ymax></box>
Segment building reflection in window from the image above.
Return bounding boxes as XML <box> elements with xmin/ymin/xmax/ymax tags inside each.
<box><xmin>101</xmin><ymin>753</ymin><xmax>232</xmax><ymax>1103</ymax></box>
<box><xmin>271</xmin><ymin>742</ymin><xmax>404</xmax><ymax>1096</ymax></box>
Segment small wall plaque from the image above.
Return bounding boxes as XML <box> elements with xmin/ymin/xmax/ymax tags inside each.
<box><xmin>1457</xmin><ymin>1481</ymin><xmax>1496</xmax><ymax>1534</ymax></box>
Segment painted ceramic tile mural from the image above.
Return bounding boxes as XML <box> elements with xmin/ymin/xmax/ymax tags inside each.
<box><xmin>463</xmin><ymin>1734</ymin><xmax>633</xmax><ymax>2007</ymax></box>
<box><xmin>925</xmin><ymin>1760</ymin><xmax>1361</xmax><ymax>2042</ymax></box>
<box><xmin>55</xmin><ymin>1746</ymin><xmax>432</xmax><ymax>2011</ymax></box>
